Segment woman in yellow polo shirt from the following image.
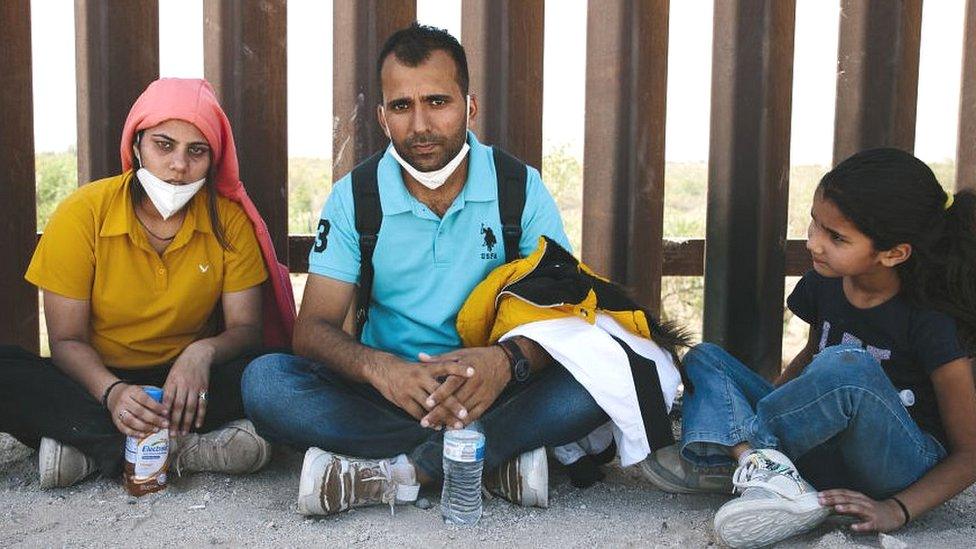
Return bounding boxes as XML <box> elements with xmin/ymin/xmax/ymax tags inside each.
<box><xmin>0</xmin><ymin>78</ymin><xmax>294</xmax><ymax>489</ymax></box>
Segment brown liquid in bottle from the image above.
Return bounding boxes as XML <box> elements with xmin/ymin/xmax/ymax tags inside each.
<box><xmin>122</xmin><ymin>386</ymin><xmax>169</xmax><ymax>496</ymax></box>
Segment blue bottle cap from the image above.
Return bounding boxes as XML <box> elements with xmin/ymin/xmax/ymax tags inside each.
<box><xmin>142</xmin><ymin>386</ymin><xmax>164</xmax><ymax>403</ymax></box>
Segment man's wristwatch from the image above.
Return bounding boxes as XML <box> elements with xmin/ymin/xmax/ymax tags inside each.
<box><xmin>497</xmin><ymin>338</ymin><xmax>531</xmax><ymax>384</ymax></box>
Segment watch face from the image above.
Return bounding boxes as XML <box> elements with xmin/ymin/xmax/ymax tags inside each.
<box><xmin>514</xmin><ymin>359</ymin><xmax>530</xmax><ymax>382</ymax></box>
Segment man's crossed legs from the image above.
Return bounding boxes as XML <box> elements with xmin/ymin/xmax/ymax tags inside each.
<box><xmin>242</xmin><ymin>353</ymin><xmax>608</xmax><ymax>515</ymax></box>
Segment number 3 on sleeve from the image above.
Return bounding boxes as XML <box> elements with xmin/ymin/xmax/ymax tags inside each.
<box><xmin>313</xmin><ymin>219</ymin><xmax>331</xmax><ymax>253</ymax></box>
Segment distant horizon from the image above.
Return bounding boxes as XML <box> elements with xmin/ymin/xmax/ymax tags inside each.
<box><xmin>29</xmin><ymin>0</ymin><xmax>967</xmax><ymax>166</ymax></box>
<box><xmin>31</xmin><ymin>148</ymin><xmax>961</xmax><ymax>168</ymax></box>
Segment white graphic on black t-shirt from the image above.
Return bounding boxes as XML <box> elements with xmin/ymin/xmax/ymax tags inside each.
<box><xmin>819</xmin><ymin>320</ymin><xmax>892</xmax><ymax>363</ymax></box>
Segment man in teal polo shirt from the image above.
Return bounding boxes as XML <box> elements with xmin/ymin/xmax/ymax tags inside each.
<box><xmin>307</xmin><ymin>129</ymin><xmax>568</xmax><ymax>361</ymax></box>
<box><xmin>243</xmin><ymin>23</ymin><xmax>608</xmax><ymax>517</ymax></box>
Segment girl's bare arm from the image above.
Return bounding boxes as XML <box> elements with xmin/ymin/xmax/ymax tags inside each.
<box><xmin>889</xmin><ymin>358</ymin><xmax>976</xmax><ymax>518</ymax></box>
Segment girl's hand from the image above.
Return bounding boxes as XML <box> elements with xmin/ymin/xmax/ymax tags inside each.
<box><xmin>819</xmin><ymin>489</ymin><xmax>906</xmax><ymax>532</ymax></box>
<box><xmin>107</xmin><ymin>383</ymin><xmax>169</xmax><ymax>438</ymax></box>
<box><xmin>162</xmin><ymin>341</ymin><xmax>215</xmax><ymax>436</ymax></box>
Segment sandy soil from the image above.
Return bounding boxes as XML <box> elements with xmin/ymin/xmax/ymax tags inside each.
<box><xmin>1</xmin><ymin>434</ymin><xmax>973</xmax><ymax>548</ymax></box>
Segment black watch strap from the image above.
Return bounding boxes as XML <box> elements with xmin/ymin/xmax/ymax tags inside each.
<box><xmin>498</xmin><ymin>338</ymin><xmax>531</xmax><ymax>384</ymax></box>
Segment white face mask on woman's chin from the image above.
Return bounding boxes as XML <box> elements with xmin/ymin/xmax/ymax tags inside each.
<box><xmin>135</xmin><ymin>167</ymin><xmax>206</xmax><ymax>220</ymax></box>
<box><xmin>382</xmin><ymin>95</ymin><xmax>471</xmax><ymax>191</ymax></box>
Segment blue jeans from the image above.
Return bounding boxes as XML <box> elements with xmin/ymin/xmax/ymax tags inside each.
<box><xmin>241</xmin><ymin>353</ymin><xmax>609</xmax><ymax>481</ymax></box>
<box><xmin>680</xmin><ymin>343</ymin><xmax>946</xmax><ymax>499</ymax></box>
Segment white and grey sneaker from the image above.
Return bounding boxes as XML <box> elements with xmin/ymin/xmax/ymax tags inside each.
<box><xmin>38</xmin><ymin>437</ymin><xmax>96</xmax><ymax>489</ymax></box>
<box><xmin>485</xmin><ymin>447</ymin><xmax>549</xmax><ymax>508</ymax></box>
<box><xmin>713</xmin><ymin>449</ymin><xmax>829</xmax><ymax>548</ymax></box>
<box><xmin>297</xmin><ymin>448</ymin><xmax>420</xmax><ymax>516</ymax></box>
<box><xmin>173</xmin><ymin>419</ymin><xmax>272</xmax><ymax>476</ymax></box>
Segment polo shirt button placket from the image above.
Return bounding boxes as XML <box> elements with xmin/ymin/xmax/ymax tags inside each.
<box><xmin>156</xmin><ymin>265</ymin><xmax>167</xmax><ymax>291</ymax></box>
<box><xmin>434</xmin><ymin>221</ymin><xmax>451</xmax><ymax>266</ymax></box>
<box><xmin>433</xmin><ymin>225</ymin><xmax>441</xmax><ymax>263</ymax></box>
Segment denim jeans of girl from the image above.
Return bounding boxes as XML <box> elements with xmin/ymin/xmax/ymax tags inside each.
<box><xmin>680</xmin><ymin>343</ymin><xmax>946</xmax><ymax>498</ymax></box>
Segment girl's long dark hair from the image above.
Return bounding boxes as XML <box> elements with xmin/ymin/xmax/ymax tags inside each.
<box><xmin>130</xmin><ymin>133</ymin><xmax>232</xmax><ymax>250</ymax></box>
<box><xmin>819</xmin><ymin>147</ymin><xmax>976</xmax><ymax>352</ymax></box>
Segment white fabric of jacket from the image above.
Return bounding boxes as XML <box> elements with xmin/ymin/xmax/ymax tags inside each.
<box><xmin>501</xmin><ymin>312</ymin><xmax>682</xmax><ymax>467</ymax></box>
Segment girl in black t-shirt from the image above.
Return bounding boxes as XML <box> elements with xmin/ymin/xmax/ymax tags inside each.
<box><xmin>641</xmin><ymin>148</ymin><xmax>976</xmax><ymax>547</ymax></box>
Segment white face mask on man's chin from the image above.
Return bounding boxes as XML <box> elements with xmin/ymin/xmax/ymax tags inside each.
<box><xmin>381</xmin><ymin>95</ymin><xmax>471</xmax><ymax>191</ymax></box>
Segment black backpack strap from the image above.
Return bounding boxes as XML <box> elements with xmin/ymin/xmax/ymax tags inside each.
<box><xmin>492</xmin><ymin>147</ymin><xmax>527</xmax><ymax>263</ymax></box>
<box><xmin>351</xmin><ymin>152</ymin><xmax>385</xmax><ymax>340</ymax></box>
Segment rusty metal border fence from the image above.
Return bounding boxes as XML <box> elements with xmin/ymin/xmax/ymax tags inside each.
<box><xmin>582</xmin><ymin>1</ymin><xmax>669</xmax><ymax>315</ymax></box>
<box><xmin>0</xmin><ymin>0</ymin><xmax>39</xmax><ymax>355</ymax></box>
<box><xmin>702</xmin><ymin>0</ymin><xmax>795</xmax><ymax>376</ymax></box>
<box><xmin>959</xmin><ymin>0</ymin><xmax>976</xmax><ymax>192</ymax></box>
<box><xmin>4</xmin><ymin>0</ymin><xmax>971</xmax><ymax>377</ymax></box>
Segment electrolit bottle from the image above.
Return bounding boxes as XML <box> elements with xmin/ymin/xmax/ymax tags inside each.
<box><xmin>123</xmin><ymin>386</ymin><xmax>169</xmax><ymax>496</ymax></box>
<box><xmin>441</xmin><ymin>429</ymin><xmax>485</xmax><ymax>525</ymax></box>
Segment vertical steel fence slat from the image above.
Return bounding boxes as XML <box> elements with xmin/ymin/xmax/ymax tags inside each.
<box><xmin>0</xmin><ymin>0</ymin><xmax>39</xmax><ymax>353</ymax></box>
<box><xmin>703</xmin><ymin>0</ymin><xmax>795</xmax><ymax>378</ymax></box>
<box><xmin>957</xmin><ymin>0</ymin><xmax>976</xmax><ymax>191</ymax></box>
<box><xmin>462</xmin><ymin>0</ymin><xmax>545</xmax><ymax>169</ymax></box>
<box><xmin>833</xmin><ymin>0</ymin><xmax>922</xmax><ymax>165</ymax></box>
<box><xmin>333</xmin><ymin>0</ymin><xmax>416</xmax><ymax>181</ymax></box>
<box><xmin>582</xmin><ymin>0</ymin><xmax>669</xmax><ymax>313</ymax></box>
<box><xmin>204</xmin><ymin>0</ymin><xmax>289</xmax><ymax>259</ymax></box>
<box><xmin>75</xmin><ymin>0</ymin><xmax>159</xmax><ymax>186</ymax></box>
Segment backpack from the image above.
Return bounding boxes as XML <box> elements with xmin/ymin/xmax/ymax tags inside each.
<box><xmin>350</xmin><ymin>147</ymin><xmax>527</xmax><ymax>339</ymax></box>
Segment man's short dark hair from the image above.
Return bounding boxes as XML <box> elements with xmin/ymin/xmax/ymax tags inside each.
<box><xmin>377</xmin><ymin>23</ymin><xmax>469</xmax><ymax>97</ymax></box>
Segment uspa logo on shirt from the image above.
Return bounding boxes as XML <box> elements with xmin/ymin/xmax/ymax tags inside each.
<box><xmin>480</xmin><ymin>223</ymin><xmax>498</xmax><ymax>260</ymax></box>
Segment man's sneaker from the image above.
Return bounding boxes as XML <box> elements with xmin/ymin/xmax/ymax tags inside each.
<box><xmin>173</xmin><ymin>419</ymin><xmax>271</xmax><ymax>476</ymax></box>
<box><xmin>713</xmin><ymin>449</ymin><xmax>830</xmax><ymax>548</ymax></box>
<box><xmin>296</xmin><ymin>448</ymin><xmax>420</xmax><ymax>516</ymax></box>
<box><xmin>485</xmin><ymin>447</ymin><xmax>548</xmax><ymax>508</ymax></box>
<box><xmin>38</xmin><ymin>437</ymin><xmax>95</xmax><ymax>489</ymax></box>
<box><xmin>638</xmin><ymin>444</ymin><xmax>733</xmax><ymax>494</ymax></box>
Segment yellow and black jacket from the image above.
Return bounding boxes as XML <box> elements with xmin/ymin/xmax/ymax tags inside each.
<box><xmin>457</xmin><ymin>236</ymin><xmax>691</xmax><ymax>450</ymax></box>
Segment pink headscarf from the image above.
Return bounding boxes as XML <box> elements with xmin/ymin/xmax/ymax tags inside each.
<box><xmin>121</xmin><ymin>78</ymin><xmax>295</xmax><ymax>348</ymax></box>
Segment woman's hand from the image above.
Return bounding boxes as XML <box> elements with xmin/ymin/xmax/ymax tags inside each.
<box><xmin>819</xmin><ymin>489</ymin><xmax>906</xmax><ymax>532</ymax></box>
<box><xmin>106</xmin><ymin>383</ymin><xmax>169</xmax><ymax>438</ymax></box>
<box><xmin>162</xmin><ymin>341</ymin><xmax>215</xmax><ymax>435</ymax></box>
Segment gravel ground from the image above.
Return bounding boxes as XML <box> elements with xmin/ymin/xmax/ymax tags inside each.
<box><xmin>1</xmin><ymin>434</ymin><xmax>973</xmax><ymax>548</ymax></box>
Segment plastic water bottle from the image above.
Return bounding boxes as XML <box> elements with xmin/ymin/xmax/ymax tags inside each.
<box><xmin>441</xmin><ymin>429</ymin><xmax>485</xmax><ymax>525</ymax></box>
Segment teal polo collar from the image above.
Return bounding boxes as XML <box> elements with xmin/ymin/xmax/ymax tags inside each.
<box><xmin>460</xmin><ymin>131</ymin><xmax>497</xmax><ymax>203</ymax></box>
